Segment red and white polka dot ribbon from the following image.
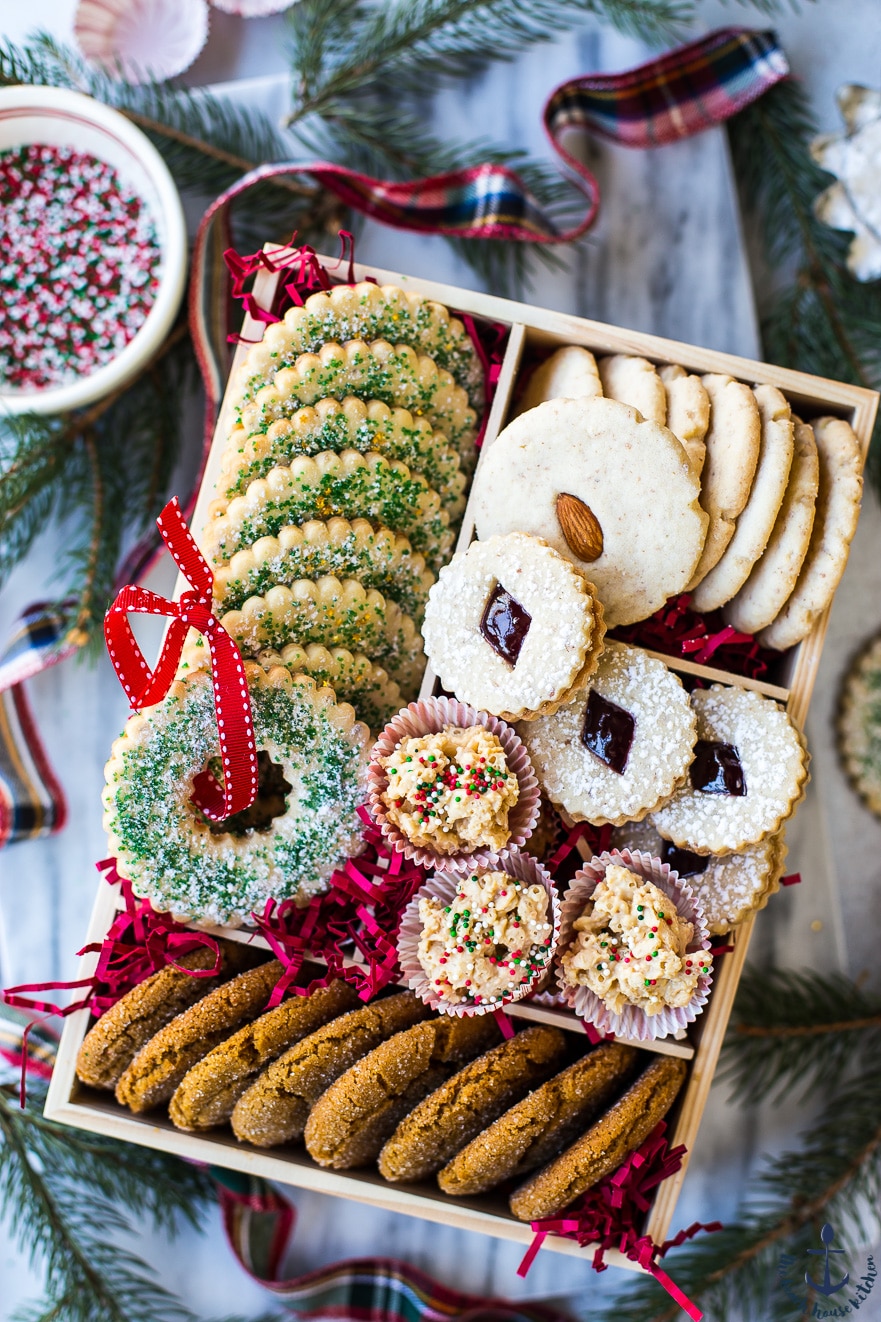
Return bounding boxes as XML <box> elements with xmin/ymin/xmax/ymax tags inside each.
<box><xmin>103</xmin><ymin>497</ymin><xmax>258</xmax><ymax>822</ymax></box>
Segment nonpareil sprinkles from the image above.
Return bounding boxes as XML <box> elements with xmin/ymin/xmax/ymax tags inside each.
<box><xmin>0</xmin><ymin>144</ymin><xmax>161</xmax><ymax>390</ymax></box>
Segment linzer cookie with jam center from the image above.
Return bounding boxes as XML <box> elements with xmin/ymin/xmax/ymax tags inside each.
<box><xmin>652</xmin><ymin>685</ymin><xmax>809</xmax><ymax>855</ymax></box>
<box><xmin>517</xmin><ymin>642</ymin><xmax>697</xmax><ymax>826</ymax></box>
<box><xmin>421</xmin><ymin>532</ymin><xmax>605</xmax><ymax>722</ymax></box>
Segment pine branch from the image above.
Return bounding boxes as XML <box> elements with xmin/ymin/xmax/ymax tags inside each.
<box><xmin>720</xmin><ymin>967</ymin><xmax>881</xmax><ymax>1104</ymax></box>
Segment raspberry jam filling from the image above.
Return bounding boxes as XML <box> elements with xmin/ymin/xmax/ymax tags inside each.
<box><xmin>580</xmin><ymin>690</ymin><xmax>635</xmax><ymax>774</ymax></box>
<box><xmin>479</xmin><ymin>582</ymin><xmax>532</xmax><ymax>665</ymax></box>
<box><xmin>689</xmin><ymin>740</ymin><xmax>746</xmax><ymax>796</ymax></box>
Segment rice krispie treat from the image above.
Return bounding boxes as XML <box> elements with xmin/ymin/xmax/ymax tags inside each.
<box><xmin>378</xmin><ymin>726</ymin><xmax>520</xmax><ymax>855</ymax></box>
<box><xmin>422</xmin><ymin>532</ymin><xmax>605</xmax><ymax>721</ymax></box>
<box><xmin>517</xmin><ymin>642</ymin><xmax>696</xmax><ymax>826</ymax></box>
<box><xmin>652</xmin><ymin>685</ymin><xmax>809</xmax><ymax>855</ymax></box>
<box><xmin>558</xmin><ymin>864</ymin><xmax>709</xmax><ymax>1016</ymax></box>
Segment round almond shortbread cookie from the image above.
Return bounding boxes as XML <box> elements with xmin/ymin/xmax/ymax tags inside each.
<box><xmin>838</xmin><ymin>632</ymin><xmax>881</xmax><ymax>820</ymax></box>
<box><xmin>437</xmin><ymin>1042</ymin><xmax>639</xmax><ymax>1196</ymax></box>
<box><xmin>202</xmin><ymin>451</ymin><xmax>453</xmax><ymax>574</ymax></box>
<box><xmin>213</xmin><ymin>518</ymin><xmax>433</xmax><ymax>622</ymax></box>
<box><xmin>687</xmin><ymin>375</ymin><xmax>762</xmax><ymax>589</ymax></box>
<box><xmin>597</xmin><ymin>354</ymin><xmax>666</xmax><ymax>424</ymax></box>
<box><xmin>515</xmin><ymin>345</ymin><xmax>603</xmax><ymax>414</ymax></box>
<box><xmin>421</xmin><ymin>533</ymin><xmax>605</xmax><ymax>721</ymax></box>
<box><xmin>759</xmin><ymin>416</ymin><xmax>863</xmax><ymax>651</ymax></box>
<box><xmin>508</xmin><ymin>1056</ymin><xmax>687</xmax><ymax>1221</ymax></box>
<box><xmin>658</xmin><ymin>364</ymin><xmax>709</xmax><ymax>475</ymax></box>
<box><xmin>651</xmin><ymin>685</ymin><xmax>809</xmax><ymax>856</ymax></box>
<box><xmin>472</xmin><ymin>397</ymin><xmax>708</xmax><ymax>628</ymax></box>
<box><xmin>611</xmin><ymin>819</ymin><xmax>788</xmax><ymax>935</ymax></box>
<box><xmin>724</xmin><ymin>417</ymin><xmax>820</xmax><ymax>636</ymax></box>
<box><xmin>103</xmin><ymin>663</ymin><xmax>370</xmax><ymax>927</ymax></box>
<box><xmin>235</xmin><ymin>281</ymin><xmax>484</xmax><ymax>412</ymax></box>
<box><xmin>517</xmin><ymin>642</ymin><xmax>697</xmax><ymax>826</ymax></box>
<box><xmin>218</xmin><ymin>398</ymin><xmax>467</xmax><ymax>517</ymax></box>
<box><xmin>237</xmin><ymin>340</ymin><xmax>478</xmax><ymax>466</ymax></box>
<box><xmin>691</xmin><ymin>384</ymin><xmax>795</xmax><ymax>613</ymax></box>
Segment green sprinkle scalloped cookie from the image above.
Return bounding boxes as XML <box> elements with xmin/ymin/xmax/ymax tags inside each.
<box><xmin>102</xmin><ymin>663</ymin><xmax>370</xmax><ymax>927</ymax></box>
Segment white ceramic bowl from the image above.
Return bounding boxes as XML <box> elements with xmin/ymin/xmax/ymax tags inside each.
<box><xmin>0</xmin><ymin>85</ymin><xmax>187</xmax><ymax>416</ymax></box>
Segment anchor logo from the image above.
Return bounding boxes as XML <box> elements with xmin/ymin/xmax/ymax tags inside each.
<box><xmin>805</xmin><ymin>1224</ymin><xmax>850</xmax><ymax>1297</ymax></box>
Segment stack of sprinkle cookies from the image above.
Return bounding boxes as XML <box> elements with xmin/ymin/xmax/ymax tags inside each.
<box><xmin>102</xmin><ymin>282</ymin><xmax>484</xmax><ymax>926</ymax></box>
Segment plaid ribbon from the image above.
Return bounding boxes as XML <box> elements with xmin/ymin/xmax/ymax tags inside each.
<box><xmin>1</xmin><ymin>1009</ymin><xmax>569</xmax><ymax>1321</ymax></box>
<box><xmin>0</xmin><ymin>26</ymin><xmax>789</xmax><ymax>850</ymax></box>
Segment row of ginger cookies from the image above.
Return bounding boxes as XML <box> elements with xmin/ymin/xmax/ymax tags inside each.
<box><xmin>486</xmin><ymin>344</ymin><xmax>863</xmax><ymax>646</ymax></box>
<box><xmin>75</xmin><ymin>953</ymin><xmax>684</xmax><ymax>1222</ymax></box>
<box><xmin>192</xmin><ymin>280</ymin><xmax>490</xmax><ymax>732</ymax></box>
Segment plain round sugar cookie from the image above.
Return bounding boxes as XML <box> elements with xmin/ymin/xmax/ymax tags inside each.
<box><xmin>691</xmin><ymin>384</ymin><xmax>794</xmax><ymax>613</ymax></box>
<box><xmin>838</xmin><ymin>631</ymin><xmax>881</xmax><ymax>819</ymax></box>
<box><xmin>597</xmin><ymin>354</ymin><xmax>666</xmax><ymax>424</ymax></box>
<box><xmin>471</xmin><ymin>397</ymin><xmax>708</xmax><ymax>627</ymax></box>
<box><xmin>516</xmin><ymin>642</ymin><xmax>697</xmax><ymax>826</ymax></box>
<box><xmin>725</xmin><ymin>417</ymin><xmax>820</xmax><ymax>635</ymax></box>
<box><xmin>421</xmin><ymin>532</ymin><xmax>605</xmax><ymax>721</ymax></box>
<box><xmin>759</xmin><ymin>416</ymin><xmax>863</xmax><ymax>651</ymax></box>
<box><xmin>516</xmin><ymin>345</ymin><xmax>603</xmax><ymax>414</ymax></box>
<box><xmin>651</xmin><ymin>685</ymin><xmax>809</xmax><ymax>856</ymax></box>
<box><xmin>687</xmin><ymin>375</ymin><xmax>762</xmax><ymax>588</ymax></box>
<box><xmin>103</xmin><ymin>662</ymin><xmax>370</xmax><ymax>927</ymax></box>
<box><xmin>658</xmin><ymin>364</ymin><xmax>709</xmax><ymax>475</ymax></box>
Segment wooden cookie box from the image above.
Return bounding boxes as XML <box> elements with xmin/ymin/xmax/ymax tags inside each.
<box><xmin>45</xmin><ymin>251</ymin><xmax>878</xmax><ymax>1271</ymax></box>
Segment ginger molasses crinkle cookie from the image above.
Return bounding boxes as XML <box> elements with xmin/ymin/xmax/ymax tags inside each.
<box><xmin>102</xmin><ymin>662</ymin><xmax>370</xmax><ymax>927</ymax></box>
<box><xmin>422</xmin><ymin>532</ymin><xmax>605</xmax><ymax>721</ymax></box>
<box><xmin>759</xmin><ymin>416</ymin><xmax>863</xmax><ymax>651</ymax></box>
<box><xmin>515</xmin><ymin>345</ymin><xmax>603</xmax><ymax>414</ymax></box>
<box><xmin>471</xmin><ymin>397</ymin><xmax>707</xmax><ymax>628</ymax></box>
<box><xmin>651</xmin><ymin>685</ymin><xmax>809</xmax><ymax>856</ymax></box>
<box><xmin>234</xmin><ymin>281</ymin><xmax>485</xmax><ymax>412</ymax></box>
<box><xmin>517</xmin><ymin>642</ymin><xmax>697</xmax><ymax>826</ymax></box>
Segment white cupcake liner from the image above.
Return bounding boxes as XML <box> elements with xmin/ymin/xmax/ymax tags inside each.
<box><xmin>397</xmin><ymin>853</ymin><xmax>561</xmax><ymax>1017</ymax></box>
<box><xmin>74</xmin><ymin>0</ymin><xmax>210</xmax><ymax>83</ymax></box>
<box><xmin>367</xmin><ymin>696</ymin><xmax>540</xmax><ymax>870</ymax></box>
<box><xmin>556</xmin><ymin>848</ymin><xmax>713</xmax><ymax>1041</ymax></box>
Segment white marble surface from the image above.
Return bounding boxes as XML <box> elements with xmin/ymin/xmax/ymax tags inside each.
<box><xmin>2</xmin><ymin>4</ymin><xmax>881</xmax><ymax>1319</ymax></box>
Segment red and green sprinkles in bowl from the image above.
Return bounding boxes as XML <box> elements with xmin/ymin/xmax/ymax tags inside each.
<box><xmin>0</xmin><ymin>143</ymin><xmax>160</xmax><ymax>391</ymax></box>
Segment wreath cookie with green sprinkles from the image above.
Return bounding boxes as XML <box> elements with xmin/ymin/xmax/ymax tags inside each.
<box><xmin>236</xmin><ymin>340</ymin><xmax>478</xmax><ymax>465</ymax></box>
<box><xmin>235</xmin><ymin>281</ymin><xmax>485</xmax><ymax>412</ymax></box>
<box><xmin>202</xmin><ymin>451</ymin><xmax>454</xmax><ymax>573</ymax></box>
<box><xmin>102</xmin><ymin>662</ymin><xmax>370</xmax><ymax>927</ymax></box>
<box><xmin>257</xmin><ymin>644</ymin><xmax>403</xmax><ymax>735</ymax></box>
<box><xmin>838</xmin><ymin>631</ymin><xmax>881</xmax><ymax>820</ymax></box>
<box><xmin>218</xmin><ymin>398</ymin><xmax>468</xmax><ymax>517</ymax></box>
<box><xmin>212</xmin><ymin>516</ymin><xmax>434</xmax><ymax>622</ymax></box>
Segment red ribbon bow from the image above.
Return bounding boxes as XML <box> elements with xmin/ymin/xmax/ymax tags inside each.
<box><xmin>103</xmin><ymin>497</ymin><xmax>258</xmax><ymax>822</ymax></box>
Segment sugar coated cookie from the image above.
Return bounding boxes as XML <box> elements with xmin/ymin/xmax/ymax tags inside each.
<box><xmin>237</xmin><ymin>340</ymin><xmax>478</xmax><ymax>465</ymax></box>
<box><xmin>213</xmin><ymin>517</ymin><xmax>434</xmax><ymax>622</ymax></box>
<box><xmin>759</xmin><ymin>417</ymin><xmax>863</xmax><ymax>651</ymax></box>
<box><xmin>691</xmin><ymin>385</ymin><xmax>794</xmax><ymax>613</ymax></box>
<box><xmin>838</xmin><ymin>632</ymin><xmax>881</xmax><ymax>819</ymax></box>
<box><xmin>597</xmin><ymin>354</ymin><xmax>666</xmax><ymax>425</ymax></box>
<box><xmin>725</xmin><ymin>417</ymin><xmax>820</xmax><ymax>635</ymax></box>
<box><xmin>257</xmin><ymin>644</ymin><xmax>402</xmax><ymax>733</ymax></box>
<box><xmin>437</xmin><ymin>1043</ymin><xmax>639</xmax><ymax>1196</ymax></box>
<box><xmin>169</xmin><ymin>978</ymin><xmax>359</xmax><ymax>1131</ymax></box>
<box><xmin>304</xmin><ymin>1014</ymin><xmax>500</xmax><ymax>1169</ymax></box>
<box><xmin>231</xmin><ymin>991</ymin><xmax>431</xmax><ymax>1147</ymax></box>
<box><xmin>472</xmin><ymin>397</ymin><xmax>707</xmax><ymax>627</ymax></box>
<box><xmin>517</xmin><ymin>642</ymin><xmax>696</xmax><ymax>826</ymax></box>
<box><xmin>115</xmin><ymin>960</ymin><xmax>283</xmax><ymax>1113</ymax></box>
<box><xmin>378</xmin><ymin>1025</ymin><xmax>566</xmax><ymax>1183</ymax></box>
<box><xmin>658</xmin><ymin>364</ymin><xmax>709</xmax><ymax>475</ymax></box>
<box><xmin>509</xmin><ymin>1055</ymin><xmax>687</xmax><ymax>1220</ymax></box>
<box><xmin>422</xmin><ymin>533</ymin><xmax>605</xmax><ymax>721</ymax></box>
<box><xmin>687</xmin><ymin>375</ymin><xmax>762</xmax><ymax>588</ymax></box>
<box><xmin>103</xmin><ymin>663</ymin><xmax>370</xmax><ymax>926</ymax></box>
<box><xmin>235</xmin><ymin>282</ymin><xmax>484</xmax><ymax>411</ymax></box>
<box><xmin>652</xmin><ymin>685</ymin><xmax>809</xmax><ymax>855</ymax></box>
<box><xmin>516</xmin><ymin>346</ymin><xmax>603</xmax><ymax>414</ymax></box>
